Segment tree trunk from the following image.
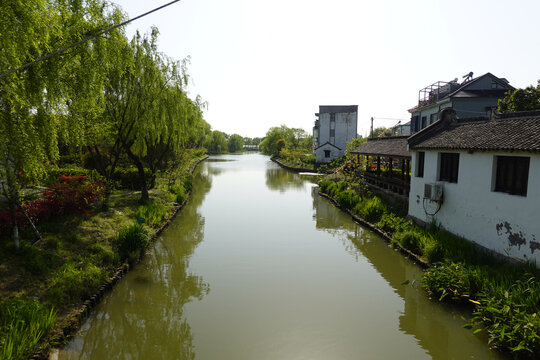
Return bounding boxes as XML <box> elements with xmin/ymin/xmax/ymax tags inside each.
<box><xmin>127</xmin><ymin>149</ymin><xmax>149</xmax><ymax>203</ymax></box>
<box><xmin>9</xmin><ymin>202</ymin><xmax>19</xmax><ymax>249</ymax></box>
<box><xmin>101</xmin><ymin>183</ymin><xmax>112</xmax><ymax>211</ymax></box>
<box><xmin>16</xmin><ymin>202</ymin><xmax>42</xmax><ymax>245</ymax></box>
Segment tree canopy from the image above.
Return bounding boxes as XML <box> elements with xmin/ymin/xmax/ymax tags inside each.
<box><xmin>0</xmin><ymin>0</ymin><xmax>210</xmax><ymax>245</ymax></box>
<box><xmin>498</xmin><ymin>81</ymin><xmax>540</xmax><ymax>113</ymax></box>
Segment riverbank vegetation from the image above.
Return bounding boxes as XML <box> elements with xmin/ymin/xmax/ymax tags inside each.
<box><xmin>259</xmin><ymin>125</ymin><xmax>315</xmax><ymax>169</ymax></box>
<box><xmin>0</xmin><ymin>1</ymin><xmax>214</xmax><ymax>358</ymax></box>
<box><xmin>318</xmin><ymin>169</ymin><xmax>540</xmax><ymax>358</ymax></box>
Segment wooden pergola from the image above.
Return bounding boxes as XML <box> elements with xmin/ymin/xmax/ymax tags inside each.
<box><xmin>351</xmin><ymin>136</ymin><xmax>411</xmax><ymax>197</ymax></box>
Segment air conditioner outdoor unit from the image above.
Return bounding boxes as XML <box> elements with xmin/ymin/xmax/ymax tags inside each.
<box><xmin>424</xmin><ymin>183</ymin><xmax>443</xmax><ymax>201</ymax></box>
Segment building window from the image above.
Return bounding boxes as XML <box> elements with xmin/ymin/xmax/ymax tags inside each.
<box><xmin>439</xmin><ymin>152</ymin><xmax>459</xmax><ymax>183</ymax></box>
<box><xmin>416</xmin><ymin>152</ymin><xmax>425</xmax><ymax>178</ymax></box>
<box><xmin>494</xmin><ymin>156</ymin><xmax>530</xmax><ymax>196</ymax></box>
<box><xmin>412</xmin><ymin>115</ymin><xmax>419</xmax><ymax>132</ymax></box>
<box><xmin>421</xmin><ymin>116</ymin><xmax>427</xmax><ymax>129</ymax></box>
<box><xmin>330</xmin><ymin>128</ymin><xmax>335</xmax><ymax>137</ymax></box>
<box><xmin>324</xmin><ymin>150</ymin><xmax>331</xmax><ymax>158</ymax></box>
<box><xmin>430</xmin><ymin>113</ymin><xmax>437</xmax><ymax>124</ymax></box>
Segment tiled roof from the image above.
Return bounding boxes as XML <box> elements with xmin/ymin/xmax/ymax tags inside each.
<box><xmin>409</xmin><ymin>112</ymin><xmax>540</xmax><ymax>152</ymax></box>
<box><xmin>351</xmin><ymin>136</ymin><xmax>410</xmax><ymax>158</ymax></box>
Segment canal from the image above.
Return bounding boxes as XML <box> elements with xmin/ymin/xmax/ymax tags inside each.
<box><xmin>59</xmin><ymin>153</ymin><xmax>504</xmax><ymax>359</ymax></box>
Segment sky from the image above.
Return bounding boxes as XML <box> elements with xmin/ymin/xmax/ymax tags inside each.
<box><xmin>111</xmin><ymin>0</ymin><xmax>540</xmax><ymax>138</ymax></box>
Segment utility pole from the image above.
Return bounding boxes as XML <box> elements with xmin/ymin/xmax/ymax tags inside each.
<box><xmin>370</xmin><ymin>117</ymin><xmax>374</xmax><ymax>138</ymax></box>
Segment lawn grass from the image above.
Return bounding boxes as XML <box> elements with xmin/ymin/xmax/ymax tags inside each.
<box><xmin>0</xmin><ymin>154</ymin><xmax>207</xmax><ymax>359</ymax></box>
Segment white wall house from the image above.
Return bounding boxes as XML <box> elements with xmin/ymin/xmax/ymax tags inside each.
<box><xmin>408</xmin><ymin>110</ymin><xmax>540</xmax><ymax>265</ymax></box>
<box><xmin>313</xmin><ymin>105</ymin><xmax>358</xmax><ymax>163</ymax></box>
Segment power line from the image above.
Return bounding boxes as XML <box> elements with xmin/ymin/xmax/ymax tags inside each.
<box><xmin>0</xmin><ymin>0</ymin><xmax>182</xmax><ymax>80</ymax></box>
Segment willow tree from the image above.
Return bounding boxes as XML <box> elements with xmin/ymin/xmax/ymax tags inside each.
<box><xmin>0</xmin><ymin>0</ymin><xmax>127</xmax><ymax>247</ymax></box>
<box><xmin>102</xmin><ymin>28</ymin><xmax>208</xmax><ymax>203</ymax></box>
<box><xmin>0</xmin><ymin>1</ymin><xmax>64</xmax><ymax>248</ymax></box>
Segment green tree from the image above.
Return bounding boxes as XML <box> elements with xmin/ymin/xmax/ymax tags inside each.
<box><xmin>204</xmin><ymin>131</ymin><xmax>228</xmax><ymax>154</ymax></box>
<box><xmin>259</xmin><ymin>125</ymin><xmax>294</xmax><ymax>156</ymax></box>
<box><xmin>0</xmin><ymin>0</ymin><xmax>123</xmax><ymax>246</ymax></box>
<box><xmin>498</xmin><ymin>81</ymin><xmax>540</xmax><ymax>113</ymax></box>
<box><xmin>228</xmin><ymin>134</ymin><xmax>244</xmax><ymax>152</ymax></box>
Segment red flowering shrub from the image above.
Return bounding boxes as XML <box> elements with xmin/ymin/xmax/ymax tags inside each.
<box><xmin>0</xmin><ymin>175</ymin><xmax>104</xmax><ymax>235</ymax></box>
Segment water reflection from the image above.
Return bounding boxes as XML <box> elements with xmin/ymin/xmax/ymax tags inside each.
<box><xmin>60</xmin><ymin>154</ymin><xmax>505</xmax><ymax>360</ymax></box>
<box><xmin>60</xmin><ymin>169</ymin><xmax>213</xmax><ymax>360</ymax></box>
<box><xmin>311</xmin><ymin>188</ymin><xmax>505</xmax><ymax>360</ymax></box>
<box><xmin>265</xmin><ymin>167</ymin><xmax>316</xmax><ymax>192</ymax></box>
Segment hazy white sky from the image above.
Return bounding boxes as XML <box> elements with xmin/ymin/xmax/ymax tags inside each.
<box><xmin>112</xmin><ymin>0</ymin><xmax>540</xmax><ymax>138</ymax></box>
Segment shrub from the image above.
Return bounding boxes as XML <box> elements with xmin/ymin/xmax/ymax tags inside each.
<box><xmin>169</xmin><ymin>183</ymin><xmax>186</xmax><ymax>204</ymax></box>
<box><xmin>354</xmin><ymin>196</ymin><xmax>386</xmax><ymax>223</ymax></box>
<box><xmin>0</xmin><ymin>299</ymin><xmax>57</xmax><ymax>360</ymax></box>
<box><xmin>396</xmin><ymin>231</ymin><xmax>423</xmax><ymax>254</ymax></box>
<box><xmin>183</xmin><ymin>178</ymin><xmax>193</xmax><ymax>192</ymax></box>
<box><xmin>116</xmin><ymin>223</ymin><xmax>149</xmax><ymax>263</ymax></box>
<box><xmin>112</xmin><ymin>167</ymin><xmax>152</xmax><ymax>190</ymax></box>
<box><xmin>421</xmin><ymin>235</ymin><xmax>444</xmax><ymax>263</ymax></box>
<box><xmin>318</xmin><ymin>180</ymin><xmax>333</xmax><ymax>194</ymax></box>
<box><xmin>135</xmin><ymin>202</ymin><xmax>168</xmax><ymax>227</ymax></box>
<box><xmin>0</xmin><ymin>175</ymin><xmax>104</xmax><ymax>235</ymax></box>
<box><xmin>377</xmin><ymin>213</ymin><xmax>410</xmax><ymax>233</ymax></box>
<box><xmin>422</xmin><ymin>262</ymin><xmax>482</xmax><ymax>302</ymax></box>
<box><xmin>336</xmin><ymin>189</ymin><xmax>359</xmax><ymax>210</ymax></box>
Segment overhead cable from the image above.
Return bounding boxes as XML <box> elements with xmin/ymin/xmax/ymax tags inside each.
<box><xmin>0</xmin><ymin>0</ymin><xmax>181</xmax><ymax>80</ymax></box>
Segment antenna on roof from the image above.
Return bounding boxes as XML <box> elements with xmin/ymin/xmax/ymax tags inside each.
<box><xmin>462</xmin><ymin>71</ymin><xmax>473</xmax><ymax>82</ymax></box>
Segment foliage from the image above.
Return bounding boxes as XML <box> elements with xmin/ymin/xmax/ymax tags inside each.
<box><xmin>377</xmin><ymin>213</ymin><xmax>411</xmax><ymax>234</ymax></box>
<box><xmin>345</xmin><ymin>136</ymin><xmax>367</xmax><ymax>157</ymax></box>
<box><xmin>353</xmin><ymin>196</ymin><xmax>387</xmax><ymax>223</ymax></box>
<box><xmin>228</xmin><ymin>134</ymin><xmax>244</xmax><ymax>152</ymax></box>
<box><xmin>45</xmin><ymin>262</ymin><xmax>106</xmax><ymax>306</ymax></box>
<box><xmin>278</xmin><ymin>148</ymin><xmax>315</xmax><ymax>169</ymax></box>
<box><xmin>498</xmin><ymin>81</ymin><xmax>540</xmax><ymax>113</ymax></box>
<box><xmin>169</xmin><ymin>183</ymin><xmax>186</xmax><ymax>204</ymax></box>
<box><xmin>135</xmin><ymin>202</ymin><xmax>168</xmax><ymax>227</ymax></box>
<box><xmin>336</xmin><ymin>190</ymin><xmax>359</xmax><ymax>210</ymax></box>
<box><xmin>0</xmin><ymin>299</ymin><xmax>57</xmax><ymax>360</ymax></box>
<box><xmin>0</xmin><ymin>0</ymin><xmax>125</xmax><ymax>247</ymax></box>
<box><xmin>0</xmin><ymin>175</ymin><xmax>104</xmax><ymax>235</ymax></box>
<box><xmin>205</xmin><ymin>131</ymin><xmax>228</xmax><ymax>154</ymax></box>
<box><xmin>116</xmin><ymin>223</ymin><xmax>149</xmax><ymax>263</ymax></box>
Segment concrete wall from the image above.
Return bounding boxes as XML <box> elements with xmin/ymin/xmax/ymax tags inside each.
<box><xmin>315</xmin><ymin>143</ymin><xmax>342</xmax><ymax>163</ymax></box>
<box><xmin>409</xmin><ymin>150</ymin><xmax>540</xmax><ymax>265</ymax></box>
<box><xmin>315</xmin><ymin>110</ymin><xmax>357</xmax><ymax>162</ymax></box>
<box><xmin>453</xmin><ymin>98</ymin><xmax>499</xmax><ymax>118</ymax></box>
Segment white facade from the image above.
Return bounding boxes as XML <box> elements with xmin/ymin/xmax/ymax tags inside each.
<box><xmin>408</xmin><ymin>150</ymin><xmax>540</xmax><ymax>265</ymax></box>
<box><xmin>313</xmin><ymin>105</ymin><xmax>358</xmax><ymax>163</ymax></box>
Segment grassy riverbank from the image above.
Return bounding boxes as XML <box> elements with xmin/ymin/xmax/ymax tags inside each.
<box><xmin>0</xmin><ymin>154</ymin><xmax>206</xmax><ymax>360</ymax></box>
<box><xmin>318</xmin><ymin>176</ymin><xmax>540</xmax><ymax>359</ymax></box>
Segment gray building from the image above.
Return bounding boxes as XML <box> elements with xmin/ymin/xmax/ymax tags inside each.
<box><xmin>409</xmin><ymin>72</ymin><xmax>514</xmax><ymax>134</ymax></box>
<box><xmin>313</xmin><ymin>105</ymin><xmax>358</xmax><ymax>163</ymax></box>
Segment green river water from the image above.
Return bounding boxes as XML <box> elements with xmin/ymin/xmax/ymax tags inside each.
<box><xmin>59</xmin><ymin>153</ymin><xmax>505</xmax><ymax>359</ymax></box>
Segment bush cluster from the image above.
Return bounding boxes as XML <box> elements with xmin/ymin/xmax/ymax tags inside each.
<box><xmin>116</xmin><ymin>223</ymin><xmax>150</xmax><ymax>264</ymax></box>
<box><xmin>424</xmin><ymin>263</ymin><xmax>540</xmax><ymax>358</ymax></box>
<box><xmin>135</xmin><ymin>202</ymin><xmax>168</xmax><ymax>227</ymax></box>
<box><xmin>0</xmin><ymin>175</ymin><xmax>104</xmax><ymax>235</ymax></box>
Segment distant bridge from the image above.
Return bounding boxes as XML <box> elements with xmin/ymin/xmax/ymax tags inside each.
<box><xmin>243</xmin><ymin>145</ymin><xmax>259</xmax><ymax>150</ymax></box>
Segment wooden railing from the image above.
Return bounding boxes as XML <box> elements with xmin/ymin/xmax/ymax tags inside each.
<box><xmin>362</xmin><ymin>171</ymin><xmax>410</xmax><ymax>197</ymax></box>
